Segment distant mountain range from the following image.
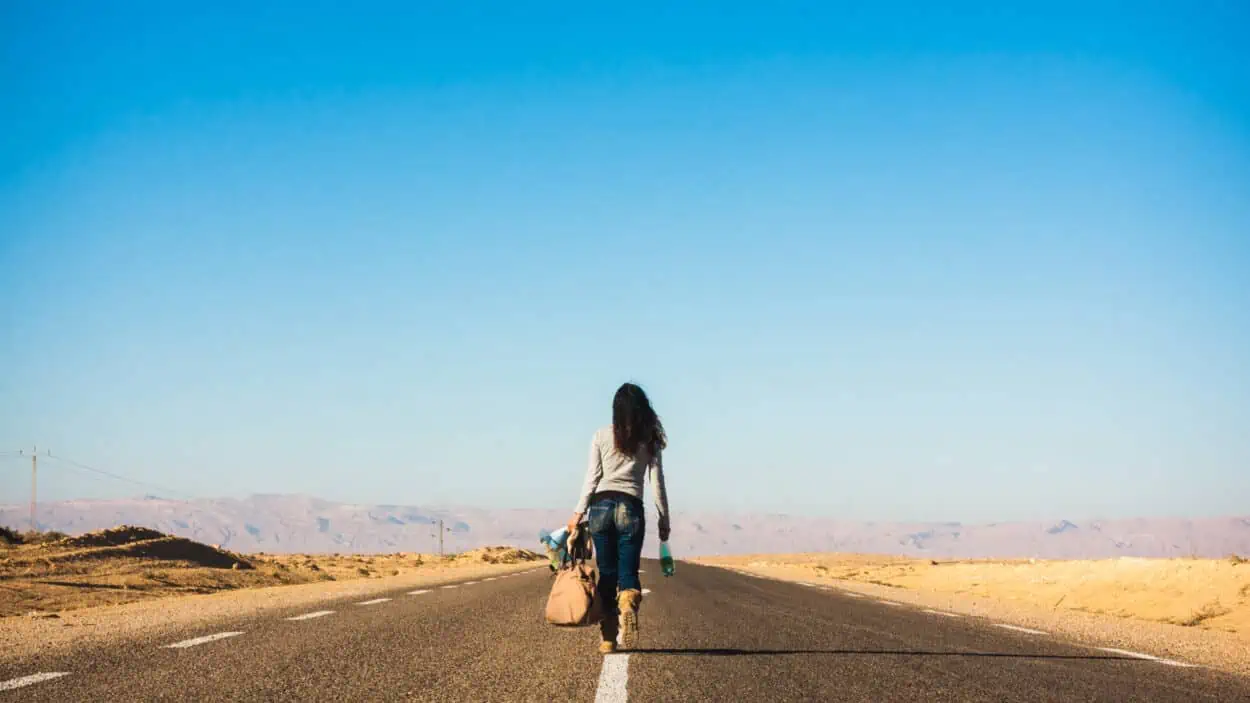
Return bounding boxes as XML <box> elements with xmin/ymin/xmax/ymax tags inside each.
<box><xmin>2</xmin><ymin>494</ymin><xmax>1247</xmax><ymax>558</ymax></box>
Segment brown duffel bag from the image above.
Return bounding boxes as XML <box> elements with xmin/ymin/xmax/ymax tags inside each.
<box><xmin>544</xmin><ymin>526</ymin><xmax>602</xmax><ymax>627</ymax></box>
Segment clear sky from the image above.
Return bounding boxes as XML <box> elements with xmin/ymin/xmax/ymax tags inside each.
<box><xmin>2</xmin><ymin>2</ymin><xmax>1247</xmax><ymax>522</ymax></box>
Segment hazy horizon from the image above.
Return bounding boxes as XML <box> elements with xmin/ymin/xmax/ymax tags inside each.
<box><xmin>4</xmin><ymin>492</ymin><xmax>1247</xmax><ymax>559</ymax></box>
<box><xmin>3</xmin><ymin>3</ymin><xmax>1247</xmax><ymax>523</ymax></box>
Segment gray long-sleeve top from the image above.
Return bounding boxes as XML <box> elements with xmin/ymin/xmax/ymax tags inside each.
<box><xmin>573</xmin><ymin>425</ymin><xmax>670</xmax><ymax>524</ymax></box>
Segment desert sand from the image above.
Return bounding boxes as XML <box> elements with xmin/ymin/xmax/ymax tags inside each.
<box><xmin>1</xmin><ymin>525</ymin><xmax>542</xmax><ymax>618</ymax></box>
<box><xmin>697</xmin><ymin>553</ymin><xmax>1249</xmax><ymax>636</ymax></box>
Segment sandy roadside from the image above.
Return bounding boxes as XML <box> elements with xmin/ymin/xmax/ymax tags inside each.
<box><xmin>695</xmin><ymin>557</ymin><xmax>1250</xmax><ymax>678</ymax></box>
<box><xmin>1</xmin><ymin>560</ymin><xmax>542</xmax><ymax>663</ymax></box>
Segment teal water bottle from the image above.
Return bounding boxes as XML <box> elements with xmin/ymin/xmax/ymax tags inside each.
<box><xmin>659</xmin><ymin>541</ymin><xmax>675</xmax><ymax>577</ymax></box>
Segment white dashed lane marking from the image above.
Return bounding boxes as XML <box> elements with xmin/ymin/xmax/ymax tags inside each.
<box><xmin>464</xmin><ymin>581</ymin><xmax>479</xmax><ymax>586</ymax></box>
<box><xmin>441</xmin><ymin>585</ymin><xmax>459</xmax><ymax>589</ymax></box>
<box><xmin>287</xmin><ymin>610</ymin><xmax>334</xmax><ymax>621</ymax></box>
<box><xmin>355</xmin><ymin>598</ymin><xmax>391</xmax><ymax>606</ymax></box>
<box><xmin>0</xmin><ymin>672</ymin><xmax>70</xmax><ymax>691</ymax></box>
<box><xmin>994</xmin><ymin>624</ymin><xmax>1048</xmax><ymax>635</ymax></box>
<box><xmin>409</xmin><ymin>589</ymin><xmax>431</xmax><ymax>595</ymax></box>
<box><xmin>878</xmin><ymin>601</ymin><xmax>904</xmax><ymax>607</ymax></box>
<box><xmin>1097</xmin><ymin>647</ymin><xmax>1196</xmax><ymax>667</ymax></box>
<box><xmin>594</xmin><ymin>654</ymin><xmax>629</xmax><ymax>703</ymax></box>
<box><xmin>922</xmin><ymin>609</ymin><xmax>961</xmax><ymax>618</ymax></box>
<box><xmin>841</xmin><ymin>592</ymin><xmax>864</xmax><ymax>598</ymax></box>
<box><xmin>166</xmin><ymin>632</ymin><xmax>244</xmax><ymax>649</ymax></box>
<box><xmin>484</xmin><ymin>577</ymin><xmax>496</xmax><ymax>581</ymax></box>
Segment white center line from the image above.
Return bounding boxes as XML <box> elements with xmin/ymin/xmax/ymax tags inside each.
<box><xmin>166</xmin><ymin>632</ymin><xmax>244</xmax><ymax>649</ymax></box>
<box><xmin>409</xmin><ymin>589</ymin><xmax>431</xmax><ymax>595</ymax></box>
<box><xmin>923</xmin><ymin>609</ymin><xmax>961</xmax><ymax>618</ymax></box>
<box><xmin>994</xmin><ymin>624</ymin><xmax>1048</xmax><ymax>635</ymax></box>
<box><xmin>464</xmin><ymin>581</ymin><xmax>479</xmax><ymax>585</ymax></box>
<box><xmin>594</xmin><ymin>654</ymin><xmax>629</xmax><ymax>703</ymax></box>
<box><xmin>842</xmin><ymin>592</ymin><xmax>864</xmax><ymax>598</ymax></box>
<box><xmin>0</xmin><ymin>672</ymin><xmax>70</xmax><ymax>691</ymax></box>
<box><xmin>287</xmin><ymin>610</ymin><xmax>334</xmax><ymax>621</ymax></box>
<box><xmin>355</xmin><ymin>598</ymin><xmax>391</xmax><ymax>606</ymax></box>
<box><xmin>441</xmin><ymin>584</ymin><xmax>459</xmax><ymax>589</ymax></box>
<box><xmin>878</xmin><ymin>601</ymin><xmax>904</xmax><ymax>607</ymax></box>
<box><xmin>483</xmin><ymin>577</ymin><xmax>496</xmax><ymax>581</ymax></box>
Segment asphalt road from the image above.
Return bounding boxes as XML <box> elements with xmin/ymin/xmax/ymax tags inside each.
<box><xmin>4</xmin><ymin>561</ymin><xmax>1249</xmax><ymax>702</ymax></box>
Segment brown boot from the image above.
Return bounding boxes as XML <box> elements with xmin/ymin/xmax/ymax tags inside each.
<box><xmin>616</xmin><ymin>589</ymin><xmax>642</xmax><ymax>650</ymax></box>
<box><xmin>599</xmin><ymin>604</ymin><xmax>619</xmax><ymax>653</ymax></box>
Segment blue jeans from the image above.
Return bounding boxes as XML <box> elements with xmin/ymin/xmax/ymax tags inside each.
<box><xmin>587</xmin><ymin>494</ymin><xmax>645</xmax><ymax>637</ymax></box>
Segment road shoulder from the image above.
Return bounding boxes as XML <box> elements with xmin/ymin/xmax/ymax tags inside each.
<box><xmin>697</xmin><ymin>561</ymin><xmax>1250</xmax><ymax>678</ymax></box>
<box><xmin>1</xmin><ymin>561</ymin><xmax>543</xmax><ymax>663</ymax></box>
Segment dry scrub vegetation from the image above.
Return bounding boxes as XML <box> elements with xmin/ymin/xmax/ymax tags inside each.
<box><xmin>0</xmin><ymin>525</ymin><xmax>540</xmax><ymax>617</ymax></box>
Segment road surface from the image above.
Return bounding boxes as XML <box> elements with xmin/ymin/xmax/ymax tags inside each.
<box><xmin>3</xmin><ymin>561</ymin><xmax>1248</xmax><ymax>701</ymax></box>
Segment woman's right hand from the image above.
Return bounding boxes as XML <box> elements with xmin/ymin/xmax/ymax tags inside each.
<box><xmin>658</xmin><ymin>518</ymin><xmax>671</xmax><ymax>542</ymax></box>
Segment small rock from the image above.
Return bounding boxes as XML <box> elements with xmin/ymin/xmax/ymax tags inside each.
<box><xmin>231</xmin><ymin>563</ymin><xmax>241</xmax><ymax>570</ymax></box>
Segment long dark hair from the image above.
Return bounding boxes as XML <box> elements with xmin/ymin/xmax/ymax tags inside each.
<box><xmin>612</xmin><ymin>382</ymin><xmax>666</xmax><ymax>459</ymax></box>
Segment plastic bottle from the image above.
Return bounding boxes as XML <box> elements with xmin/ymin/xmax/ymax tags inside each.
<box><xmin>659</xmin><ymin>541</ymin><xmax>675</xmax><ymax>577</ymax></box>
<box><xmin>548</xmin><ymin>526</ymin><xmax>570</xmax><ymax>548</ymax></box>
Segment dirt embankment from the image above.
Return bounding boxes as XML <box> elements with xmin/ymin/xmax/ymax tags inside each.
<box><xmin>1</xmin><ymin>525</ymin><xmax>541</xmax><ymax>618</ymax></box>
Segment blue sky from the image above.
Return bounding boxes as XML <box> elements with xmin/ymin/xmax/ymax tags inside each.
<box><xmin>2</xmin><ymin>2</ymin><xmax>1247</xmax><ymax>521</ymax></box>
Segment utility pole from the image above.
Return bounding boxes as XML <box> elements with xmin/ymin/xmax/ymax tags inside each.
<box><xmin>431</xmin><ymin>519</ymin><xmax>452</xmax><ymax>558</ymax></box>
<box><xmin>30</xmin><ymin>447</ymin><xmax>37</xmax><ymax>532</ymax></box>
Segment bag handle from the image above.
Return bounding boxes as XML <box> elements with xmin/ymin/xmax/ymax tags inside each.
<box><xmin>565</xmin><ymin>524</ymin><xmax>593</xmax><ymax>568</ymax></box>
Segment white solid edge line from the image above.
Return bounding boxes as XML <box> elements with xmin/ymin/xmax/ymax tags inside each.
<box><xmin>1096</xmin><ymin>647</ymin><xmax>1195</xmax><ymax>667</ymax></box>
<box><xmin>922</xmin><ymin>609</ymin><xmax>961</xmax><ymax>618</ymax></box>
<box><xmin>1096</xmin><ymin>646</ymin><xmax>1158</xmax><ymax>660</ymax></box>
<box><xmin>0</xmin><ymin>672</ymin><xmax>70</xmax><ymax>691</ymax></box>
<box><xmin>878</xmin><ymin>600</ymin><xmax>904</xmax><ymax>607</ymax></box>
<box><xmin>166</xmin><ymin>632</ymin><xmax>244</xmax><ymax>649</ymax></box>
<box><xmin>287</xmin><ymin>610</ymin><xmax>334</xmax><ymax>621</ymax></box>
<box><xmin>409</xmin><ymin>589</ymin><xmax>431</xmax><ymax>595</ymax></box>
<box><xmin>594</xmin><ymin>654</ymin><xmax>629</xmax><ymax>703</ymax></box>
<box><xmin>355</xmin><ymin>598</ymin><xmax>392</xmax><ymax>606</ymax></box>
<box><xmin>842</xmin><ymin>592</ymin><xmax>864</xmax><ymax>598</ymax></box>
<box><xmin>994</xmin><ymin>624</ymin><xmax>1049</xmax><ymax>635</ymax></box>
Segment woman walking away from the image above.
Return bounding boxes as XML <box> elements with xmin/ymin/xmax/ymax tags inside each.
<box><xmin>567</xmin><ymin>382</ymin><xmax>671</xmax><ymax>654</ymax></box>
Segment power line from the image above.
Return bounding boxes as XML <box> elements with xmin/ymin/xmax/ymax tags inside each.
<box><xmin>43</xmin><ymin>453</ymin><xmax>194</xmax><ymax>501</ymax></box>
